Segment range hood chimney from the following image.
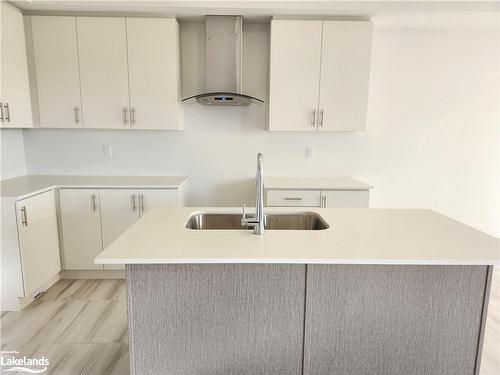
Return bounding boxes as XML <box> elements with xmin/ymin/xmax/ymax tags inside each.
<box><xmin>182</xmin><ymin>15</ymin><xmax>264</xmax><ymax>106</ymax></box>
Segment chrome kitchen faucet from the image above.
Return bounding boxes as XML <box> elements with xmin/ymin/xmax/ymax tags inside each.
<box><xmin>241</xmin><ymin>153</ymin><xmax>265</xmax><ymax>235</ymax></box>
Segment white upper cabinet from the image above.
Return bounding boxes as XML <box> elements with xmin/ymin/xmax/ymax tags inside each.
<box><xmin>76</xmin><ymin>17</ymin><xmax>130</xmax><ymax>129</ymax></box>
<box><xmin>318</xmin><ymin>21</ymin><xmax>373</xmax><ymax>131</ymax></box>
<box><xmin>268</xmin><ymin>20</ymin><xmax>323</xmax><ymax>131</ymax></box>
<box><xmin>28</xmin><ymin>16</ymin><xmax>182</xmax><ymax>130</ymax></box>
<box><xmin>1</xmin><ymin>3</ymin><xmax>33</xmax><ymax>128</ymax></box>
<box><xmin>30</xmin><ymin>16</ymin><xmax>82</xmax><ymax>128</ymax></box>
<box><xmin>268</xmin><ymin>19</ymin><xmax>373</xmax><ymax>132</ymax></box>
<box><xmin>126</xmin><ymin>18</ymin><xmax>181</xmax><ymax>130</ymax></box>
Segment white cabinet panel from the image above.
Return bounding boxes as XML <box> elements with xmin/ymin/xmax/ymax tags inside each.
<box><xmin>1</xmin><ymin>3</ymin><xmax>33</xmax><ymax>128</ymax></box>
<box><xmin>268</xmin><ymin>20</ymin><xmax>322</xmax><ymax>131</ymax></box>
<box><xmin>100</xmin><ymin>189</ymin><xmax>140</xmax><ymax>271</ymax></box>
<box><xmin>267</xmin><ymin>190</ymin><xmax>321</xmax><ymax>207</ymax></box>
<box><xmin>139</xmin><ymin>189</ymin><xmax>181</xmax><ymax>215</ymax></box>
<box><xmin>268</xmin><ymin>20</ymin><xmax>372</xmax><ymax>132</ymax></box>
<box><xmin>76</xmin><ymin>17</ymin><xmax>130</xmax><ymax>129</ymax></box>
<box><xmin>31</xmin><ymin>16</ymin><xmax>82</xmax><ymax>128</ymax></box>
<box><xmin>15</xmin><ymin>191</ymin><xmax>61</xmax><ymax>296</ymax></box>
<box><xmin>318</xmin><ymin>21</ymin><xmax>372</xmax><ymax>131</ymax></box>
<box><xmin>126</xmin><ymin>18</ymin><xmax>181</xmax><ymax>130</ymax></box>
<box><xmin>59</xmin><ymin>189</ymin><xmax>103</xmax><ymax>270</ymax></box>
<box><xmin>58</xmin><ymin>187</ymin><xmax>182</xmax><ymax>272</ymax></box>
<box><xmin>321</xmin><ymin>190</ymin><xmax>370</xmax><ymax>208</ymax></box>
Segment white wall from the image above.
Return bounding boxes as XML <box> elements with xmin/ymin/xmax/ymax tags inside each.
<box><xmin>1</xmin><ymin>129</ymin><xmax>27</xmax><ymax>180</ymax></box>
<box><xmin>20</xmin><ymin>19</ymin><xmax>500</xmax><ymax>237</ymax></box>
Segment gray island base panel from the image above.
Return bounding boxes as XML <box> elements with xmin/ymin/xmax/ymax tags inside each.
<box><xmin>126</xmin><ymin>264</ymin><xmax>492</xmax><ymax>375</ymax></box>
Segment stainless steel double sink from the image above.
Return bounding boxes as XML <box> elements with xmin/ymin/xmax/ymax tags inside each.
<box><xmin>185</xmin><ymin>212</ymin><xmax>329</xmax><ymax>231</ymax></box>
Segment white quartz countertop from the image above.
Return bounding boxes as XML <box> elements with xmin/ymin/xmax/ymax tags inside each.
<box><xmin>96</xmin><ymin>207</ymin><xmax>500</xmax><ymax>265</ymax></box>
<box><xmin>265</xmin><ymin>177</ymin><xmax>372</xmax><ymax>190</ymax></box>
<box><xmin>1</xmin><ymin>175</ymin><xmax>189</xmax><ymax>199</ymax></box>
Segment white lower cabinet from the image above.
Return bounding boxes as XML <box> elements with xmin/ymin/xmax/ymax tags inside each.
<box><xmin>266</xmin><ymin>189</ymin><xmax>369</xmax><ymax>208</ymax></box>
<box><xmin>59</xmin><ymin>189</ymin><xmax>103</xmax><ymax>270</ymax></box>
<box><xmin>100</xmin><ymin>189</ymin><xmax>140</xmax><ymax>270</ymax></box>
<box><xmin>138</xmin><ymin>188</ymin><xmax>181</xmax><ymax>214</ymax></box>
<box><xmin>15</xmin><ymin>191</ymin><xmax>61</xmax><ymax>296</ymax></box>
<box><xmin>320</xmin><ymin>190</ymin><xmax>370</xmax><ymax>208</ymax></box>
<box><xmin>60</xmin><ymin>188</ymin><xmax>182</xmax><ymax>271</ymax></box>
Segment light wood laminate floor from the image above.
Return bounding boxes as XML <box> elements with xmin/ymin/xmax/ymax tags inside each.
<box><xmin>1</xmin><ymin>279</ymin><xmax>129</xmax><ymax>375</ymax></box>
<box><xmin>1</xmin><ymin>270</ymin><xmax>499</xmax><ymax>375</ymax></box>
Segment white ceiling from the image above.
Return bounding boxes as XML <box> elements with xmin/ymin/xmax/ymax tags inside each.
<box><xmin>11</xmin><ymin>1</ymin><xmax>500</xmax><ymax>21</ymax></box>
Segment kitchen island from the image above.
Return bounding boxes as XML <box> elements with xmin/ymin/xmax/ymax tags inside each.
<box><xmin>96</xmin><ymin>207</ymin><xmax>500</xmax><ymax>375</ymax></box>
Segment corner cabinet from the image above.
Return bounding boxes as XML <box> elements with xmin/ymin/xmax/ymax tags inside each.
<box><xmin>1</xmin><ymin>190</ymin><xmax>60</xmax><ymax>311</ymax></box>
<box><xmin>15</xmin><ymin>191</ymin><xmax>62</xmax><ymax>295</ymax></box>
<box><xmin>268</xmin><ymin>20</ymin><xmax>372</xmax><ymax>132</ymax></box>
<box><xmin>27</xmin><ymin>16</ymin><xmax>182</xmax><ymax>130</ymax></box>
<box><xmin>1</xmin><ymin>3</ymin><xmax>33</xmax><ymax>128</ymax></box>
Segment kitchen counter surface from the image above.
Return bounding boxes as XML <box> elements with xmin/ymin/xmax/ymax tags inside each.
<box><xmin>96</xmin><ymin>207</ymin><xmax>500</xmax><ymax>265</ymax></box>
<box><xmin>265</xmin><ymin>176</ymin><xmax>372</xmax><ymax>190</ymax></box>
<box><xmin>1</xmin><ymin>175</ymin><xmax>190</xmax><ymax>199</ymax></box>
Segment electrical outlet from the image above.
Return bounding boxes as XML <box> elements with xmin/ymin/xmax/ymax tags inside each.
<box><xmin>103</xmin><ymin>144</ymin><xmax>113</xmax><ymax>156</ymax></box>
<box><xmin>305</xmin><ymin>145</ymin><xmax>315</xmax><ymax>160</ymax></box>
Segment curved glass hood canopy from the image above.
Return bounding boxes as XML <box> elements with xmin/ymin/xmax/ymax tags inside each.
<box><xmin>182</xmin><ymin>16</ymin><xmax>264</xmax><ymax>107</ymax></box>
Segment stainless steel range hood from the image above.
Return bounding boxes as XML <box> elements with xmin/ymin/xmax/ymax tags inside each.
<box><xmin>182</xmin><ymin>16</ymin><xmax>264</xmax><ymax>106</ymax></box>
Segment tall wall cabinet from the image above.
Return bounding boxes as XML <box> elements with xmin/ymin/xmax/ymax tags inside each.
<box><xmin>28</xmin><ymin>16</ymin><xmax>182</xmax><ymax>130</ymax></box>
<box><xmin>269</xmin><ymin>20</ymin><xmax>373</xmax><ymax>132</ymax></box>
<box><xmin>0</xmin><ymin>2</ymin><xmax>33</xmax><ymax>128</ymax></box>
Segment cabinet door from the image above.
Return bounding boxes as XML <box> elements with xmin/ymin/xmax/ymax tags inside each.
<box><xmin>321</xmin><ymin>190</ymin><xmax>369</xmax><ymax>208</ymax></box>
<box><xmin>31</xmin><ymin>16</ymin><xmax>82</xmax><ymax>128</ymax></box>
<box><xmin>15</xmin><ymin>191</ymin><xmax>61</xmax><ymax>296</ymax></box>
<box><xmin>1</xmin><ymin>3</ymin><xmax>33</xmax><ymax>128</ymax></box>
<box><xmin>268</xmin><ymin>20</ymin><xmax>322</xmax><ymax>131</ymax></box>
<box><xmin>59</xmin><ymin>189</ymin><xmax>103</xmax><ymax>270</ymax></box>
<box><xmin>318</xmin><ymin>21</ymin><xmax>372</xmax><ymax>131</ymax></box>
<box><xmin>304</xmin><ymin>265</ymin><xmax>488</xmax><ymax>375</ymax></box>
<box><xmin>126</xmin><ymin>18</ymin><xmax>181</xmax><ymax>130</ymax></box>
<box><xmin>76</xmin><ymin>17</ymin><xmax>130</xmax><ymax>129</ymax></box>
<box><xmin>139</xmin><ymin>189</ymin><xmax>180</xmax><ymax>216</ymax></box>
<box><xmin>100</xmin><ymin>189</ymin><xmax>140</xmax><ymax>270</ymax></box>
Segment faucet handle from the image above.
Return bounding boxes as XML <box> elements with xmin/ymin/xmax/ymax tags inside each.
<box><xmin>242</xmin><ymin>204</ymin><xmax>247</xmax><ymax>219</ymax></box>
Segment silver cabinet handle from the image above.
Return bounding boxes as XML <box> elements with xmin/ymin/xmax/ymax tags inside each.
<box><xmin>123</xmin><ymin>107</ymin><xmax>128</xmax><ymax>125</ymax></box>
<box><xmin>20</xmin><ymin>206</ymin><xmax>28</xmax><ymax>226</ymax></box>
<box><xmin>284</xmin><ymin>197</ymin><xmax>303</xmax><ymax>201</ymax></box>
<box><xmin>319</xmin><ymin>109</ymin><xmax>324</xmax><ymax>127</ymax></box>
<box><xmin>0</xmin><ymin>102</ymin><xmax>4</xmax><ymax>122</ymax></box>
<box><xmin>91</xmin><ymin>193</ymin><xmax>98</xmax><ymax>212</ymax></box>
<box><xmin>4</xmin><ymin>103</ymin><xmax>10</xmax><ymax>122</ymax></box>
<box><xmin>320</xmin><ymin>196</ymin><xmax>327</xmax><ymax>208</ymax></box>
<box><xmin>140</xmin><ymin>194</ymin><xmax>145</xmax><ymax>213</ymax></box>
<box><xmin>311</xmin><ymin>109</ymin><xmax>316</xmax><ymax>127</ymax></box>
<box><xmin>131</xmin><ymin>108</ymin><xmax>136</xmax><ymax>125</ymax></box>
<box><xmin>131</xmin><ymin>194</ymin><xmax>137</xmax><ymax>211</ymax></box>
<box><xmin>74</xmin><ymin>106</ymin><xmax>80</xmax><ymax>124</ymax></box>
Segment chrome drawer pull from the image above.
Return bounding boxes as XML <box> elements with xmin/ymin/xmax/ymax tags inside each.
<box><xmin>20</xmin><ymin>206</ymin><xmax>28</xmax><ymax>226</ymax></box>
<box><xmin>284</xmin><ymin>197</ymin><xmax>304</xmax><ymax>201</ymax></box>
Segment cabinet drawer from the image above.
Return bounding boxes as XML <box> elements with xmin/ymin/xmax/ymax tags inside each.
<box><xmin>266</xmin><ymin>190</ymin><xmax>321</xmax><ymax>207</ymax></box>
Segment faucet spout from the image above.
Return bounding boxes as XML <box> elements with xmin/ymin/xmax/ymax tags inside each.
<box><xmin>241</xmin><ymin>153</ymin><xmax>265</xmax><ymax>235</ymax></box>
